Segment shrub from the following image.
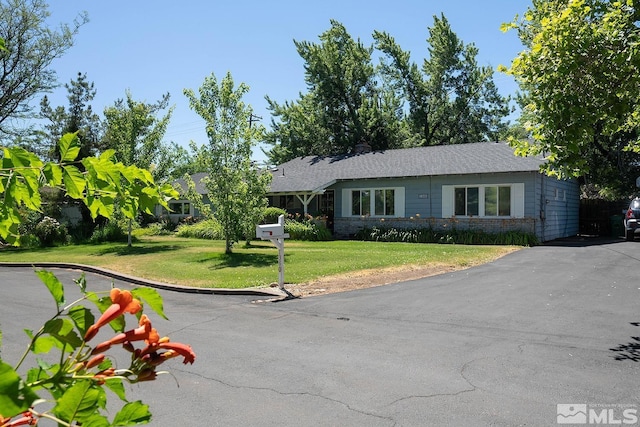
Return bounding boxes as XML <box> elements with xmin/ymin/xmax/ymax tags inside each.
<box><xmin>356</xmin><ymin>226</ymin><xmax>538</xmax><ymax>246</ymax></box>
<box><xmin>136</xmin><ymin>222</ymin><xmax>174</xmax><ymax>236</ymax></box>
<box><xmin>89</xmin><ymin>221</ymin><xmax>128</xmax><ymax>243</ymax></box>
<box><xmin>33</xmin><ymin>216</ymin><xmax>68</xmax><ymax>247</ymax></box>
<box><xmin>284</xmin><ymin>213</ymin><xmax>332</xmax><ymax>241</ymax></box>
<box><xmin>262</xmin><ymin>207</ymin><xmax>287</xmax><ymax>224</ymax></box>
<box><xmin>176</xmin><ymin>218</ymin><xmax>224</xmax><ymax>239</ymax></box>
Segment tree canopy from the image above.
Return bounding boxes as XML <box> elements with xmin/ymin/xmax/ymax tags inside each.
<box><xmin>0</xmin><ymin>0</ymin><xmax>87</xmax><ymax>141</ymax></box>
<box><xmin>265</xmin><ymin>16</ymin><xmax>511</xmax><ymax>164</ymax></box>
<box><xmin>502</xmin><ymin>0</ymin><xmax>640</xmax><ymax>198</ymax></box>
<box><xmin>184</xmin><ymin>72</ymin><xmax>271</xmax><ymax>253</ymax></box>
<box><xmin>103</xmin><ymin>90</ymin><xmax>174</xmax><ymax>181</ymax></box>
<box><xmin>375</xmin><ymin>14</ymin><xmax>511</xmax><ymax>146</ymax></box>
<box><xmin>265</xmin><ymin>20</ymin><xmax>408</xmax><ymax>164</ymax></box>
<box><xmin>38</xmin><ymin>72</ymin><xmax>103</xmax><ymax>161</ymax></box>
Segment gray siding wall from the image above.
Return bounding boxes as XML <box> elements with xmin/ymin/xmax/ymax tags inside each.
<box><xmin>536</xmin><ymin>175</ymin><xmax>580</xmax><ymax>241</ymax></box>
<box><xmin>331</xmin><ymin>172</ymin><xmax>578</xmax><ymax>241</ymax></box>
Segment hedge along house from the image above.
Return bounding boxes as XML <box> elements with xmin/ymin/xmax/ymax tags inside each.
<box><xmin>266</xmin><ymin>142</ymin><xmax>580</xmax><ymax>242</ymax></box>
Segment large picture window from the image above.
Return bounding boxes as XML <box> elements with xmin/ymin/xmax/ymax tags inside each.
<box><xmin>344</xmin><ymin>187</ymin><xmax>403</xmax><ymax>218</ymax></box>
<box><xmin>442</xmin><ymin>184</ymin><xmax>523</xmax><ymax>218</ymax></box>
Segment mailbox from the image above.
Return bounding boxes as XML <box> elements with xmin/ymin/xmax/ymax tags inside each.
<box><xmin>256</xmin><ymin>214</ymin><xmax>289</xmax><ymax>240</ymax></box>
<box><xmin>256</xmin><ymin>223</ymin><xmax>285</xmax><ymax>239</ymax></box>
<box><xmin>255</xmin><ymin>214</ymin><xmax>289</xmax><ymax>291</ymax></box>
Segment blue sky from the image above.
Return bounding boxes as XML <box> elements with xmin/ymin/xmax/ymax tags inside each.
<box><xmin>44</xmin><ymin>0</ymin><xmax>532</xmax><ymax>163</ymax></box>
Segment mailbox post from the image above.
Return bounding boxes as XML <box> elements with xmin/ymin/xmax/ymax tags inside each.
<box><xmin>256</xmin><ymin>214</ymin><xmax>290</xmax><ymax>290</ymax></box>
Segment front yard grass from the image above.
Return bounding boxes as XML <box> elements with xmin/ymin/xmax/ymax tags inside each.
<box><xmin>0</xmin><ymin>236</ymin><xmax>520</xmax><ymax>289</ymax></box>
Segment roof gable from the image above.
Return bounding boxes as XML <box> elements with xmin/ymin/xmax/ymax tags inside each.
<box><xmin>268</xmin><ymin>142</ymin><xmax>545</xmax><ymax>193</ymax></box>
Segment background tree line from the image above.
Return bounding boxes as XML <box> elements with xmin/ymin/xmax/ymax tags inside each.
<box><xmin>265</xmin><ymin>16</ymin><xmax>514</xmax><ymax>164</ymax></box>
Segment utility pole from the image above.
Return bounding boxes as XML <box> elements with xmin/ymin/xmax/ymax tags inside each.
<box><xmin>249</xmin><ymin>114</ymin><xmax>262</xmax><ymax>128</ymax></box>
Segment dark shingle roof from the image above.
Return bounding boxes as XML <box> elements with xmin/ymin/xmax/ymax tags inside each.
<box><xmin>268</xmin><ymin>142</ymin><xmax>544</xmax><ymax>193</ymax></box>
<box><xmin>173</xmin><ymin>172</ymin><xmax>208</xmax><ymax>195</ymax></box>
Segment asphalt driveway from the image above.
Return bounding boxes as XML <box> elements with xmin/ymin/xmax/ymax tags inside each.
<box><xmin>1</xmin><ymin>238</ymin><xmax>639</xmax><ymax>426</ymax></box>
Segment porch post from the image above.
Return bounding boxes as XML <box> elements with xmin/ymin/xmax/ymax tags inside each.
<box><xmin>295</xmin><ymin>193</ymin><xmax>317</xmax><ymax>216</ymax></box>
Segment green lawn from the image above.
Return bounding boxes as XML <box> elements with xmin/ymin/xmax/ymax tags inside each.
<box><xmin>0</xmin><ymin>236</ymin><xmax>520</xmax><ymax>289</ymax></box>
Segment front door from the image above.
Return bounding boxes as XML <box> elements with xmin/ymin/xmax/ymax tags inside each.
<box><xmin>319</xmin><ymin>190</ymin><xmax>334</xmax><ymax>232</ymax></box>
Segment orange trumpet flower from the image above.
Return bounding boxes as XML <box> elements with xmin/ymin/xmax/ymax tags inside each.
<box><xmin>91</xmin><ymin>315</ymin><xmax>159</xmax><ymax>355</ymax></box>
<box><xmin>85</xmin><ymin>288</ymin><xmax>142</xmax><ymax>341</ymax></box>
<box><xmin>157</xmin><ymin>341</ymin><xmax>196</xmax><ymax>365</ymax></box>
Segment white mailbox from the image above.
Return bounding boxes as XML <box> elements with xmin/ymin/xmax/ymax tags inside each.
<box><xmin>256</xmin><ymin>223</ymin><xmax>285</xmax><ymax>240</ymax></box>
<box><xmin>256</xmin><ymin>214</ymin><xmax>289</xmax><ymax>240</ymax></box>
<box><xmin>255</xmin><ymin>215</ymin><xmax>290</xmax><ymax>293</ymax></box>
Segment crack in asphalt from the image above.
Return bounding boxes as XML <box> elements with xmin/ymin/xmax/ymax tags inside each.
<box><xmin>385</xmin><ymin>357</ymin><xmax>481</xmax><ymax>407</ymax></box>
<box><xmin>179</xmin><ymin>369</ymin><xmax>397</xmax><ymax>426</ymax></box>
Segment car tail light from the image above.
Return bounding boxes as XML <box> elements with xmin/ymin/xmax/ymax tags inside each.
<box><xmin>627</xmin><ymin>209</ymin><xmax>635</xmax><ymax>219</ymax></box>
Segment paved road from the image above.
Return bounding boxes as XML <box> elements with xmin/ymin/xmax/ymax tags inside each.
<box><xmin>1</xmin><ymin>238</ymin><xmax>639</xmax><ymax>426</ymax></box>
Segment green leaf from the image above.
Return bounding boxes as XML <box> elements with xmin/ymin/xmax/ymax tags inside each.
<box><xmin>86</xmin><ymin>194</ymin><xmax>114</xmax><ymax>220</ymax></box>
<box><xmin>62</xmin><ymin>165</ymin><xmax>86</xmax><ymax>200</ymax></box>
<box><xmin>103</xmin><ymin>377</ymin><xmax>127</xmax><ymax>401</ymax></box>
<box><xmin>76</xmin><ymin>413</ymin><xmax>110</xmax><ymax>427</ymax></box>
<box><xmin>3</xmin><ymin>146</ymin><xmax>43</xmax><ymax>169</ymax></box>
<box><xmin>26</xmin><ymin>365</ymin><xmax>51</xmax><ymax>392</ymax></box>
<box><xmin>31</xmin><ymin>335</ymin><xmax>58</xmax><ymax>354</ymax></box>
<box><xmin>42</xmin><ymin>318</ymin><xmax>83</xmax><ymax>352</ymax></box>
<box><xmin>58</xmin><ymin>133</ymin><xmax>81</xmax><ymax>162</ymax></box>
<box><xmin>42</xmin><ymin>162</ymin><xmax>63</xmax><ymax>186</ymax></box>
<box><xmin>68</xmin><ymin>306</ymin><xmax>95</xmax><ymax>338</ymax></box>
<box><xmin>35</xmin><ymin>270</ymin><xmax>65</xmax><ymax>308</ymax></box>
<box><xmin>83</xmin><ymin>155</ymin><xmax>121</xmax><ymax>187</ymax></box>
<box><xmin>0</xmin><ymin>205</ymin><xmax>21</xmax><ymax>245</ymax></box>
<box><xmin>53</xmin><ymin>380</ymin><xmax>106</xmax><ymax>424</ymax></box>
<box><xmin>119</xmin><ymin>196</ymin><xmax>138</xmax><ymax>220</ymax></box>
<box><xmin>0</xmin><ymin>361</ymin><xmax>39</xmax><ymax>420</ymax></box>
<box><xmin>112</xmin><ymin>401</ymin><xmax>152</xmax><ymax>426</ymax></box>
<box><xmin>131</xmin><ymin>288</ymin><xmax>167</xmax><ymax>320</ymax></box>
<box><xmin>74</xmin><ymin>273</ymin><xmax>87</xmax><ymax>293</ymax></box>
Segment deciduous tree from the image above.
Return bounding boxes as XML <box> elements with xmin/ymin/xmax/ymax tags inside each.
<box><xmin>184</xmin><ymin>72</ymin><xmax>271</xmax><ymax>253</ymax></box>
<box><xmin>502</xmin><ymin>0</ymin><xmax>640</xmax><ymax>197</ymax></box>
<box><xmin>103</xmin><ymin>91</ymin><xmax>173</xmax><ymax>180</ymax></box>
<box><xmin>0</xmin><ymin>0</ymin><xmax>87</xmax><ymax>141</ymax></box>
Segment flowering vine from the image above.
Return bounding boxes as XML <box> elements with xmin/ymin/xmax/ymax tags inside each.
<box><xmin>0</xmin><ymin>270</ymin><xmax>195</xmax><ymax>426</ymax></box>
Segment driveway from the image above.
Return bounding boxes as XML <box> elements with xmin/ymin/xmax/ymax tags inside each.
<box><xmin>1</xmin><ymin>238</ymin><xmax>639</xmax><ymax>426</ymax></box>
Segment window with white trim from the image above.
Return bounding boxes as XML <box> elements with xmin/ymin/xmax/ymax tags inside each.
<box><xmin>343</xmin><ymin>187</ymin><xmax>404</xmax><ymax>217</ymax></box>
<box><xmin>442</xmin><ymin>184</ymin><xmax>524</xmax><ymax>218</ymax></box>
<box><xmin>169</xmin><ymin>201</ymin><xmax>191</xmax><ymax>215</ymax></box>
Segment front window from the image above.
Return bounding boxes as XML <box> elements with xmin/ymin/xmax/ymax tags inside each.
<box><xmin>169</xmin><ymin>201</ymin><xmax>190</xmax><ymax>215</ymax></box>
<box><xmin>455</xmin><ymin>187</ymin><xmax>479</xmax><ymax>216</ymax></box>
<box><xmin>352</xmin><ymin>190</ymin><xmax>371</xmax><ymax>216</ymax></box>
<box><xmin>351</xmin><ymin>188</ymin><xmax>396</xmax><ymax>216</ymax></box>
<box><xmin>454</xmin><ymin>185</ymin><xmax>511</xmax><ymax>217</ymax></box>
<box><xmin>375</xmin><ymin>189</ymin><xmax>395</xmax><ymax>216</ymax></box>
<box><xmin>484</xmin><ymin>186</ymin><xmax>511</xmax><ymax>216</ymax></box>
